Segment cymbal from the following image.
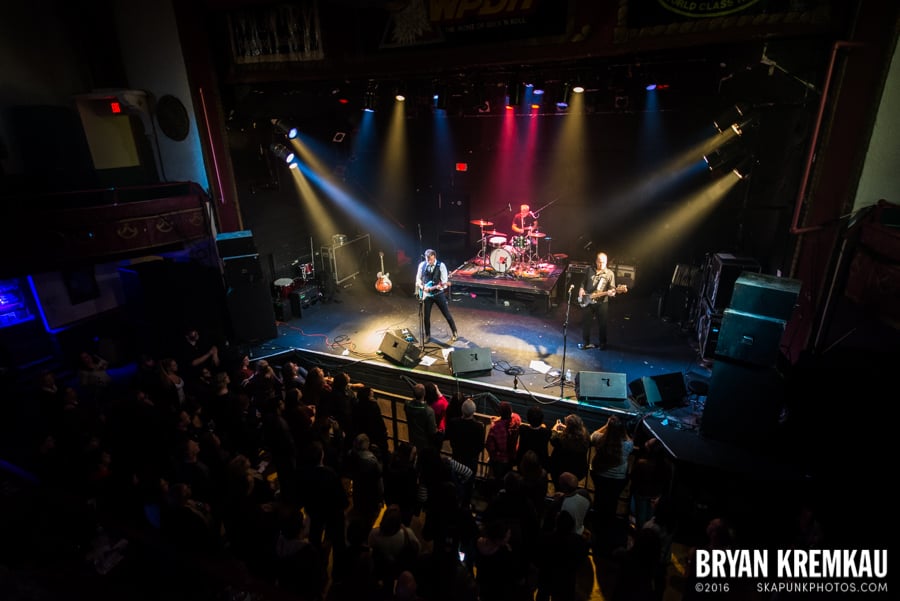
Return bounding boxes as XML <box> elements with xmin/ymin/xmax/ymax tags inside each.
<box><xmin>528</xmin><ymin>232</ymin><xmax>546</xmax><ymax>238</ymax></box>
<box><xmin>470</xmin><ymin>219</ymin><xmax>493</xmax><ymax>227</ymax></box>
<box><xmin>485</xmin><ymin>230</ymin><xmax>506</xmax><ymax>236</ymax></box>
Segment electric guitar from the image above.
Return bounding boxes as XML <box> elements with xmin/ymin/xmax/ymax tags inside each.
<box><xmin>417</xmin><ymin>280</ymin><xmax>447</xmax><ymax>300</ymax></box>
<box><xmin>578</xmin><ymin>284</ymin><xmax>628</xmax><ymax>308</ymax></box>
<box><xmin>375</xmin><ymin>251</ymin><xmax>392</xmax><ymax>294</ymax></box>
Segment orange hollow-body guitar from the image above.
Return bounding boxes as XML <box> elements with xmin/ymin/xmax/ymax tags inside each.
<box><xmin>376</xmin><ymin>251</ymin><xmax>392</xmax><ymax>293</ymax></box>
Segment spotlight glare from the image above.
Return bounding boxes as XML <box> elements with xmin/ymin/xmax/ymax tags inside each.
<box><xmin>573</xmin><ymin>85</ymin><xmax>585</xmax><ymax>94</ymax></box>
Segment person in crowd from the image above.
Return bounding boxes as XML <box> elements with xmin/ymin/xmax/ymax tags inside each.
<box><xmin>351</xmin><ymin>385</ymin><xmax>389</xmax><ymax>461</ymax></box>
<box><xmin>383</xmin><ymin>441</ymin><xmax>420</xmax><ymax>527</ymax></box>
<box><xmin>330</xmin><ymin>516</ymin><xmax>379</xmax><ymax>601</ymax></box>
<box><xmin>590</xmin><ymin>414</ymin><xmax>634</xmax><ymax>555</ymax></box>
<box><xmin>177</xmin><ymin>326</ymin><xmax>220</xmax><ymax>384</ymax></box>
<box><xmin>346</xmin><ymin>432</ymin><xmax>384</xmax><ymax>530</ymax></box>
<box><xmin>473</xmin><ymin>518</ymin><xmax>521</xmax><ymax>601</ymax></box>
<box><xmin>299</xmin><ymin>440</ymin><xmax>348</xmax><ymax>553</ymax></box>
<box><xmin>484</xmin><ymin>401</ymin><xmax>521</xmax><ymax>490</ymax></box>
<box><xmin>515</xmin><ymin>405</ymin><xmax>551</xmax><ymax>472</ymax></box>
<box><xmin>549</xmin><ymin>413</ymin><xmax>590</xmax><ymax>486</ymax></box>
<box><xmin>517</xmin><ymin>449</ymin><xmax>549</xmax><ymax>522</ymax></box>
<box><xmin>547</xmin><ymin>472</ymin><xmax>591</xmax><ymax>538</ymax></box>
<box><xmin>415</xmin><ymin>248</ymin><xmax>459</xmax><ymax>344</ymax></box>
<box><xmin>423</xmin><ymin>381</ymin><xmax>449</xmax><ymax>432</ymax></box>
<box><xmin>405</xmin><ymin>383</ymin><xmax>439</xmax><ymax>453</ymax></box>
<box><xmin>629</xmin><ymin>436</ymin><xmax>673</xmax><ymax>530</ymax></box>
<box><xmin>578</xmin><ymin>251</ymin><xmax>618</xmax><ymax>350</ymax></box>
<box><xmin>445</xmin><ymin>398</ymin><xmax>485</xmax><ymax>506</ymax></box>
<box><xmin>535</xmin><ymin>509</ymin><xmax>591</xmax><ymax>601</ymax></box>
<box><xmin>274</xmin><ymin>508</ymin><xmax>326</xmax><ymax>600</ymax></box>
<box><xmin>369</xmin><ymin>504</ymin><xmax>421</xmax><ymax>597</ymax></box>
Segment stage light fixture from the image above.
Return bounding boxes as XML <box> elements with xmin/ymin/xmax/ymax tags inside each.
<box><xmin>363</xmin><ymin>80</ymin><xmax>378</xmax><ymax>112</ymax></box>
<box><xmin>271</xmin><ymin>119</ymin><xmax>298</xmax><ymax>139</ymax></box>
<box><xmin>505</xmin><ymin>79</ymin><xmax>520</xmax><ymax>109</ymax></box>
<box><xmin>703</xmin><ymin>136</ymin><xmax>749</xmax><ymax>173</ymax></box>
<box><xmin>714</xmin><ymin>102</ymin><xmax>750</xmax><ymax>133</ymax></box>
<box><xmin>732</xmin><ymin>156</ymin><xmax>756</xmax><ymax>180</ymax></box>
<box><xmin>269</xmin><ymin>143</ymin><xmax>295</xmax><ymax>165</ymax></box>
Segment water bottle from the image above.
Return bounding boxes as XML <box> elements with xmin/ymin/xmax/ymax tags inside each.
<box><xmin>565</xmin><ymin>368</ymin><xmax>573</xmax><ymax>383</ymax></box>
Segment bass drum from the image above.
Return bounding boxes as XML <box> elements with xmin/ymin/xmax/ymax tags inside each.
<box><xmin>490</xmin><ymin>246</ymin><xmax>516</xmax><ymax>273</ymax></box>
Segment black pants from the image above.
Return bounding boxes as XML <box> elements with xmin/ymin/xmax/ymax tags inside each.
<box><xmin>582</xmin><ymin>300</ymin><xmax>609</xmax><ymax>345</ymax></box>
<box><xmin>423</xmin><ymin>291</ymin><xmax>457</xmax><ymax>337</ymax></box>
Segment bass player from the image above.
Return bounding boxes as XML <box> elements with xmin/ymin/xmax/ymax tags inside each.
<box><xmin>578</xmin><ymin>251</ymin><xmax>623</xmax><ymax>350</ymax></box>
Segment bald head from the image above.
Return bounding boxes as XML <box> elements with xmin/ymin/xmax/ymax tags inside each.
<box><xmin>413</xmin><ymin>383</ymin><xmax>425</xmax><ymax>401</ymax></box>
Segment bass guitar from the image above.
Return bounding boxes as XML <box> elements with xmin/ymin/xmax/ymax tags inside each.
<box><xmin>578</xmin><ymin>284</ymin><xmax>628</xmax><ymax>308</ymax></box>
<box><xmin>375</xmin><ymin>251</ymin><xmax>392</xmax><ymax>294</ymax></box>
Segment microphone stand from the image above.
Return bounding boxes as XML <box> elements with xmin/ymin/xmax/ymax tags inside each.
<box><xmin>545</xmin><ymin>284</ymin><xmax>576</xmax><ymax>398</ymax></box>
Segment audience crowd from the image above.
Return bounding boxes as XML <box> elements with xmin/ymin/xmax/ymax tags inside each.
<box><xmin>0</xmin><ymin>324</ymin><xmax>829</xmax><ymax>601</ymax></box>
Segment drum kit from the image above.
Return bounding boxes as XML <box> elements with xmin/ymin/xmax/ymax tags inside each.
<box><xmin>470</xmin><ymin>218</ymin><xmax>555</xmax><ymax>275</ymax></box>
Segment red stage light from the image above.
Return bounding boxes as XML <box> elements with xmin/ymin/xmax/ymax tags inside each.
<box><xmin>109</xmin><ymin>101</ymin><xmax>123</xmax><ymax>114</ymax></box>
<box><xmin>455</xmin><ymin>163</ymin><xmax>468</xmax><ymax>172</ymax></box>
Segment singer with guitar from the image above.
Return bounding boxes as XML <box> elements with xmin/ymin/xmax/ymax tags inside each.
<box><xmin>415</xmin><ymin>249</ymin><xmax>459</xmax><ymax>345</ymax></box>
<box><xmin>578</xmin><ymin>251</ymin><xmax>627</xmax><ymax>350</ymax></box>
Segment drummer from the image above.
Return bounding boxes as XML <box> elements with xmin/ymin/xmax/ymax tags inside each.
<box><xmin>511</xmin><ymin>203</ymin><xmax>538</xmax><ymax>237</ymax></box>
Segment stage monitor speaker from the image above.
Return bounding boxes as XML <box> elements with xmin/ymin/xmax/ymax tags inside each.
<box><xmin>729</xmin><ymin>272</ymin><xmax>801</xmax><ymax>321</ymax></box>
<box><xmin>379</xmin><ymin>330</ymin><xmax>423</xmax><ymax>368</ymax></box>
<box><xmin>226</xmin><ymin>284</ymin><xmax>278</xmax><ymax>343</ymax></box>
<box><xmin>704</xmin><ymin>253</ymin><xmax>761</xmax><ymax>313</ymax></box>
<box><xmin>449</xmin><ymin>347</ymin><xmax>493</xmax><ymax>377</ymax></box>
<box><xmin>216</xmin><ymin>230</ymin><xmax>256</xmax><ymax>257</ymax></box>
<box><xmin>715</xmin><ymin>309</ymin><xmax>786</xmax><ymax>367</ymax></box>
<box><xmin>629</xmin><ymin>372</ymin><xmax>687</xmax><ymax>408</ymax></box>
<box><xmin>577</xmin><ymin>371</ymin><xmax>628</xmax><ymax>405</ymax></box>
<box><xmin>700</xmin><ymin>360</ymin><xmax>783</xmax><ymax>447</ymax></box>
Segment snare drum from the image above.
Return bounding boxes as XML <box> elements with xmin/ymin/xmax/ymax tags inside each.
<box><xmin>488</xmin><ymin>234</ymin><xmax>507</xmax><ymax>248</ymax></box>
<box><xmin>299</xmin><ymin>262</ymin><xmax>315</xmax><ymax>280</ymax></box>
<box><xmin>273</xmin><ymin>277</ymin><xmax>295</xmax><ymax>299</ymax></box>
<box><xmin>511</xmin><ymin>235</ymin><xmax>530</xmax><ymax>250</ymax></box>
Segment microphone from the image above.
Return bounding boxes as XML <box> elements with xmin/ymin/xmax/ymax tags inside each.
<box><xmin>569</xmin><ymin>284</ymin><xmax>575</xmax><ymax>293</ymax></box>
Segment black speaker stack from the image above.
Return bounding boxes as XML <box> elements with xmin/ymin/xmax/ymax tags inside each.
<box><xmin>216</xmin><ymin>231</ymin><xmax>278</xmax><ymax>344</ymax></box>
<box><xmin>700</xmin><ymin>270</ymin><xmax>802</xmax><ymax>446</ymax></box>
<box><xmin>379</xmin><ymin>330</ymin><xmax>423</xmax><ymax>368</ymax></box>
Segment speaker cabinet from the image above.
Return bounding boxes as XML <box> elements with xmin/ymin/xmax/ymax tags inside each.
<box><xmin>704</xmin><ymin>253</ymin><xmax>761</xmax><ymax>313</ymax></box>
<box><xmin>577</xmin><ymin>371</ymin><xmax>628</xmax><ymax>405</ymax></box>
<box><xmin>696</xmin><ymin>299</ymin><xmax>722</xmax><ymax>361</ymax></box>
<box><xmin>223</xmin><ymin>254</ymin><xmax>265</xmax><ymax>288</ymax></box>
<box><xmin>715</xmin><ymin>309</ymin><xmax>786</xmax><ymax>367</ymax></box>
<box><xmin>449</xmin><ymin>347</ymin><xmax>493</xmax><ymax>376</ymax></box>
<box><xmin>729</xmin><ymin>272</ymin><xmax>801</xmax><ymax>321</ymax></box>
<box><xmin>216</xmin><ymin>230</ymin><xmax>257</xmax><ymax>258</ymax></box>
<box><xmin>629</xmin><ymin>372</ymin><xmax>687</xmax><ymax>408</ymax></box>
<box><xmin>379</xmin><ymin>331</ymin><xmax>423</xmax><ymax>368</ymax></box>
<box><xmin>700</xmin><ymin>360</ymin><xmax>784</xmax><ymax>447</ymax></box>
<box><xmin>226</xmin><ymin>284</ymin><xmax>278</xmax><ymax>343</ymax></box>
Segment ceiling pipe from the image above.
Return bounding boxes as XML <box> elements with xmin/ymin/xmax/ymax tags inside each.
<box><xmin>790</xmin><ymin>40</ymin><xmax>866</xmax><ymax>235</ymax></box>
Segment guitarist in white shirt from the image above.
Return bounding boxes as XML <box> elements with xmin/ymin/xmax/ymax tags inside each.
<box><xmin>578</xmin><ymin>251</ymin><xmax>622</xmax><ymax>350</ymax></box>
<box><xmin>415</xmin><ymin>249</ymin><xmax>459</xmax><ymax>345</ymax></box>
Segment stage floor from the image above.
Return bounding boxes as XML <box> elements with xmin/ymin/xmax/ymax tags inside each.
<box><xmin>251</xmin><ymin>274</ymin><xmax>712</xmax><ymax>421</ymax></box>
